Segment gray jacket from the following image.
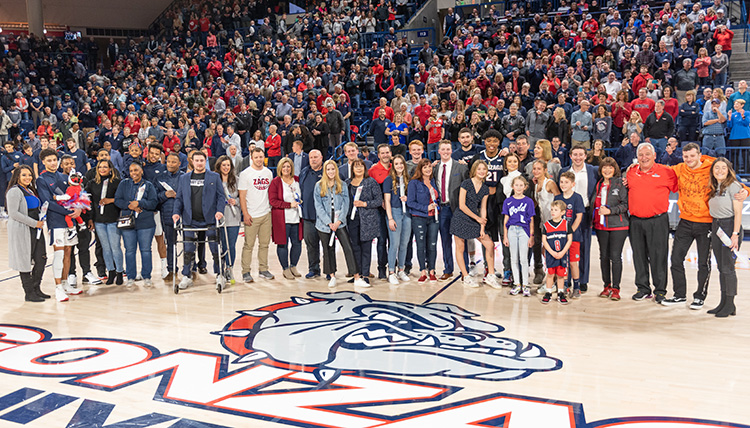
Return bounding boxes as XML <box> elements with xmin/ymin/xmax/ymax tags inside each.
<box><xmin>571</xmin><ymin>109</ymin><xmax>593</xmax><ymax>142</ymax></box>
<box><xmin>7</xmin><ymin>186</ymin><xmax>40</xmax><ymax>272</ymax></box>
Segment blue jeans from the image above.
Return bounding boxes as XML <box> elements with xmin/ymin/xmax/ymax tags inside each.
<box><xmin>387</xmin><ymin>207</ymin><xmax>412</xmax><ymax>271</ymax></box>
<box><xmin>649</xmin><ymin>137</ymin><xmax>668</xmax><ymax>155</ymax></box>
<box><xmin>220</xmin><ymin>225</ymin><xmax>240</xmax><ymax>267</ymax></box>
<box><xmin>94</xmin><ymin>222</ymin><xmax>123</xmax><ymax>272</ymax></box>
<box><xmin>714</xmin><ymin>70</ymin><xmax>727</xmax><ymax>87</ymax></box>
<box><xmin>412</xmin><ymin>215</ymin><xmax>439</xmax><ymax>272</ymax></box>
<box><xmin>508</xmin><ymin>225</ymin><xmax>530</xmax><ymax>286</ymax></box>
<box><xmin>121</xmin><ymin>227</ymin><xmax>155</xmax><ymax>280</ymax></box>
<box><xmin>276</xmin><ymin>223</ymin><xmax>302</xmax><ymax>269</ymax></box>
<box><xmin>703</xmin><ymin>134</ymin><xmax>726</xmax><ymax>156</ymax></box>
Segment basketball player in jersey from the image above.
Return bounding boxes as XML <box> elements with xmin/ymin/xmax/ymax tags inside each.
<box><xmin>469</xmin><ymin>130</ymin><xmax>509</xmax><ymax>277</ymax></box>
<box><xmin>541</xmin><ymin>200</ymin><xmax>572</xmax><ymax>304</ymax></box>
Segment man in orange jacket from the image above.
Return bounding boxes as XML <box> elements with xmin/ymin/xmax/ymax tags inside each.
<box><xmin>661</xmin><ymin>143</ymin><xmax>749</xmax><ymax>309</ymax></box>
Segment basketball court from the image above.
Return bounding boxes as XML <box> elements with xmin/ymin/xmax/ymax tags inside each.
<box><xmin>0</xmin><ymin>227</ymin><xmax>748</xmax><ymax>428</ymax></box>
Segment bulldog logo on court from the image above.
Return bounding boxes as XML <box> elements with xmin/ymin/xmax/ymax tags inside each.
<box><xmin>215</xmin><ymin>291</ymin><xmax>562</xmax><ymax>382</ymax></box>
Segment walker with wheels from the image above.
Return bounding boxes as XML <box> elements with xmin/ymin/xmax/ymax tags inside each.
<box><xmin>172</xmin><ymin>218</ymin><xmax>231</xmax><ymax>294</ymax></box>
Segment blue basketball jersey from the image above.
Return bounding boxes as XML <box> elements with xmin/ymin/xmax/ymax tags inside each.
<box><xmin>543</xmin><ymin>218</ymin><xmax>570</xmax><ymax>268</ymax></box>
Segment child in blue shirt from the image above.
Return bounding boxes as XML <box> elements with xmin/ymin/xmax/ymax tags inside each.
<box><xmin>502</xmin><ymin>175</ymin><xmax>536</xmax><ymax>297</ymax></box>
<box><xmin>553</xmin><ymin>171</ymin><xmax>585</xmax><ymax>298</ymax></box>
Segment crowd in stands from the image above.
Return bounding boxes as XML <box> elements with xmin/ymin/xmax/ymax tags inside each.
<box><xmin>0</xmin><ymin>0</ymin><xmax>748</xmax><ymax>318</ymax></box>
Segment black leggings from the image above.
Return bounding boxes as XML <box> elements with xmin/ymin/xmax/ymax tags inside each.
<box><xmin>595</xmin><ymin>229</ymin><xmax>629</xmax><ymax>289</ymax></box>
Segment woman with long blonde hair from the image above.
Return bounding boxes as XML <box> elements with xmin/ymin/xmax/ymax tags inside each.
<box><xmin>313</xmin><ymin>159</ymin><xmax>358</xmax><ymax>288</ymax></box>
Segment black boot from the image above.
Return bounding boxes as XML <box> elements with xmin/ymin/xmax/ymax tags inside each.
<box><xmin>115</xmin><ymin>272</ymin><xmax>124</xmax><ymax>285</ymax></box>
<box><xmin>21</xmin><ymin>274</ymin><xmax>44</xmax><ymax>302</ymax></box>
<box><xmin>707</xmin><ymin>294</ymin><xmax>726</xmax><ymax>314</ymax></box>
<box><xmin>106</xmin><ymin>270</ymin><xmax>116</xmax><ymax>285</ymax></box>
<box><xmin>715</xmin><ymin>295</ymin><xmax>736</xmax><ymax>318</ymax></box>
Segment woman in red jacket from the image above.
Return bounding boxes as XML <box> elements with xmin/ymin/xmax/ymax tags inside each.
<box><xmin>264</xmin><ymin>124</ymin><xmax>282</xmax><ymax>167</ymax></box>
<box><xmin>268</xmin><ymin>158</ymin><xmax>304</xmax><ymax>280</ymax></box>
<box><xmin>611</xmin><ymin>90</ymin><xmax>632</xmax><ymax>143</ymax></box>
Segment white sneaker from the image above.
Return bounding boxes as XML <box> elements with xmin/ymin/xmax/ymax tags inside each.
<box><xmin>85</xmin><ymin>272</ymin><xmax>103</xmax><ymax>285</ymax></box>
<box><xmin>484</xmin><ymin>274</ymin><xmax>502</xmax><ymax>289</ymax></box>
<box><xmin>464</xmin><ymin>276</ymin><xmax>480</xmax><ymax>288</ymax></box>
<box><xmin>328</xmin><ymin>276</ymin><xmax>337</xmax><ymax>288</ymax></box>
<box><xmin>468</xmin><ymin>263</ymin><xmax>478</xmax><ymax>276</ymax></box>
<box><xmin>510</xmin><ymin>285</ymin><xmax>521</xmax><ymax>295</ymax></box>
<box><xmin>178</xmin><ymin>276</ymin><xmax>193</xmax><ymax>290</ymax></box>
<box><xmin>135</xmin><ymin>275</ymin><xmax>143</xmax><ymax>281</ymax></box>
<box><xmin>355</xmin><ymin>278</ymin><xmax>372</xmax><ymax>288</ymax></box>
<box><xmin>62</xmin><ymin>280</ymin><xmax>82</xmax><ymax>295</ymax></box>
<box><xmin>125</xmin><ymin>279</ymin><xmax>135</xmax><ymax>288</ymax></box>
<box><xmin>161</xmin><ymin>265</ymin><xmax>169</xmax><ymax>279</ymax></box>
<box><xmin>67</xmin><ymin>274</ymin><xmax>77</xmax><ymax>286</ymax></box>
<box><xmin>397</xmin><ymin>270</ymin><xmax>410</xmax><ymax>282</ymax></box>
<box><xmin>536</xmin><ymin>285</ymin><xmax>548</xmax><ymax>295</ymax></box>
<box><xmin>388</xmin><ymin>274</ymin><xmax>400</xmax><ymax>285</ymax></box>
<box><xmin>55</xmin><ymin>285</ymin><xmax>69</xmax><ymax>302</ymax></box>
<box><xmin>144</xmin><ymin>279</ymin><xmax>153</xmax><ymax>288</ymax></box>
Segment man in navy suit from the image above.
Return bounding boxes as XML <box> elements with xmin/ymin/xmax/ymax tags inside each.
<box><xmin>339</xmin><ymin>142</ymin><xmax>372</xmax><ymax>180</ymax></box>
<box><xmin>559</xmin><ymin>145</ymin><xmax>598</xmax><ymax>293</ymax></box>
<box><xmin>287</xmin><ymin>139</ymin><xmax>309</xmax><ymax>178</ymax></box>
<box><xmin>172</xmin><ymin>151</ymin><xmax>226</xmax><ymax>290</ymax></box>
<box><xmin>433</xmin><ymin>140</ymin><xmax>469</xmax><ymax>280</ymax></box>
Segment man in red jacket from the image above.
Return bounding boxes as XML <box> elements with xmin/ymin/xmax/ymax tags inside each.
<box><xmin>631</xmin><ymin>65</ymin><xmax>653</xmax><ymax>95</ymax></box>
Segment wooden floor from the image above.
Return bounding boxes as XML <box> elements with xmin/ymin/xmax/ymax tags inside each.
<box><xmin>0</xmin><ymin>223</ymin><xmax>749</xmax><ymax>428</ymax></box>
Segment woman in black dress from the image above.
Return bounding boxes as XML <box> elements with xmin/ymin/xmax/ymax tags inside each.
<box><xmin>450</xmin><ymin>160</ymin><xmax>500</xmax><ymax>289</ymax></box>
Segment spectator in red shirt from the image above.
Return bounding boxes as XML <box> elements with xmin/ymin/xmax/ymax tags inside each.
<box><xmin>713</xmin><ymin>25</ymin><xmax>734</xmax><ymax>58</ymax></box>
<box><xmin>632</xmin><ymin>65</ymin><xmax>653</xmax><ymax>95</ymax></box>
<box><xmin>425</xmin><ymin>110</ymin><xmax>444</xmax><ymax>149</ymax></box>
<box><xmin>265</xmin><ymin>124</ymin><xmax>282</xmax><ymax>168</ymax></box>
<box><xmin>414</xmin><ymin>95</ymin><xmax>432</xmax><ymax>126</ymax></box>
<box><xmin>630</xmin><ymin>88</ymin><xmax>656</xmax><ymax>123</ymax></box>
<box><xmin>625</xmin><ymin>142</ymin><xmax>678</xmax><ymax>303</ymax></box>
<box><xmin>206</xmin><ymin>56</ymin><xmax>222</xmax><ymax>78</ymax></box>
<box><xmin>162</xmin><ymin>128</ymin><xmax>180</xmax><ymax>155</ymax></box>
<box><xmin>373</xmin><ymin>98</ymin><xmax>394</xmax><ymax>121</ymax></box>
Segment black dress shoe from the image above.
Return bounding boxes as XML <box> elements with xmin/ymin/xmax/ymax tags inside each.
<box><xmin>198</xmin><ymin>267</ymin><xmax>208</xmax><ymax>274</ymax></box>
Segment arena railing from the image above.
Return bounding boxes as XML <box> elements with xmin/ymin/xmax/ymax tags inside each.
<box><xmin>359</xmin><ymin>27</ymin><xmax>437</xmax><ymax>51</ymax></box>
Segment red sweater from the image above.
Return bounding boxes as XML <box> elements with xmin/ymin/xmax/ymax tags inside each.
<box><xmin>265</xmin><ymin>134</ymin><xmax>282</xmax><ymax>157</ymax></box>
<box><xmin>268</xmin><ymin>176</ymin><xmax>304</xmax><ymax>245</ymax></box>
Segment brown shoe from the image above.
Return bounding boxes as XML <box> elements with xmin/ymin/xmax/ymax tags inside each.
<box><xmin>439</xmin><ymin>273</ymin><xmax>453</xmax><ymax>281</ymax></box>
<box><xmin>283</xmin><ymin>269</ymin><xmax>296</xmax><ymax>280</ymax></box>
<box><xmin>163</xmin><ymin>272</ymin><xmax>174</xmax><ymax>283</ymax></box>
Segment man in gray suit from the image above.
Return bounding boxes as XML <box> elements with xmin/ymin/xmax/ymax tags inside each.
<box><xmin>434</xmin><ymin>139</ymin><xmax>469</xmax><ymax>280</ymax></box>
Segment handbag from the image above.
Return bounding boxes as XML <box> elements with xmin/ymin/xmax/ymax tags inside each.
<box><xmin>117</xmin><ymin>213</ymin><xmax>135</xmax><ymax>229</ymax></box>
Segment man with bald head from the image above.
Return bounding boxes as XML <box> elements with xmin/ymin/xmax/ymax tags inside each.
<box><xmin>625</xmin><ymin>143</ymin><xmax>678</xmax><ymax>303</ymax></box>
<box><xmin>299</xmin><ymin>149</ymin><xmax>324</xmax><ymax>279</ymax></box>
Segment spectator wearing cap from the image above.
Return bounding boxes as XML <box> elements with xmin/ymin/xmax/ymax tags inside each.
<box><xmin>702</xmin><ymin>98</ymin><xmax>728</xmax><ymax>156</ymax></box>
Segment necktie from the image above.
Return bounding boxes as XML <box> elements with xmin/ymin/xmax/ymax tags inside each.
<box><xmin>441</xmin><ymin>164</ymin><xmax>447</xmax><ymax>204</ymax></box>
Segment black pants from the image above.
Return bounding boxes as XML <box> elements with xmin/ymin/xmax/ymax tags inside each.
<box><xmin>20</xmin><ymin>227</ymin><xmax>48</xmax><ymax>292</ymax></box>
<box><xmin>318</xmin><ymin>226</ymin><xmax>358</xmax><ymax>276</ymax></box>
<box><xmin>670</xmin><ymin>219</ymin><xmax>712</xmax><ymax>300</ymax></box>
<box><xmin>349</xmin><ymin>216</ymin><xmax>373</xmax><ymax>277</ymax></box>
<box><xmin>595</xmin><ymin>229</ymin><xmax>629</xmax><ymax>289</ymax></box>
<box><xmin>376</xmin><ymin>208</ymin><xmax>388</xmax><ymax>275</ymax></box>
<box><xmin>530</xmin><ymin>212</ymin><xmax>543</xmax><ymax>271</ymax></box>
<box><xmin>69</xmin><ymin>228</ymin><xmax>92</xmax><ymax>277</ymax></box>
<box><xmin>630</xmin><ymin>214</ymin><xmax>670</xmax><ymax>296</ymax></box>
<box><xmin>712</xmin><ymin>218</ymin><xmax>742</xmax><ymax>297</ymax></box>
<box><xmin>303</xmin><ymin>219</ymin><xmax>321</xmax><ymax>275</ymax></box>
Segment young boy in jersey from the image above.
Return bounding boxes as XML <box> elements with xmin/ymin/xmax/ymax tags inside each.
<box><xmin>542</xmin><ymin>200</ymin><xmax>572</xmax><ymax>304</ymax></box>
<box><xmin>554</xmin><ymin>171</ymin><xmax>585</xmax><ymax>298</ymax></box>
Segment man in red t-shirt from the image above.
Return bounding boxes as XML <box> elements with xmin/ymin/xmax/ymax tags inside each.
<box><xmin>632</xmin><ymin>65</ymin><xmax>653</xmax><ymax>95</ymax></box>
<box><xmin>414</xmin><ymin>95</ymin><xmax>432</xmax><ymax>126</ymax></box>
<box><xmin>625</xmin><ymin>142</ymin><xmax>677</xmax><ymax>303</ymax></box>
<box><xmin>426</xmin><ymin>110</ymin><xmax>444</xmax><ymax>148</ymax></box>
<box><xmin>630</xmin><ymin>87</ymin><xmax>655</xmax><ymax>123</ymax></box>
<box><xmin>372</xmin><ymin>98</ymin><xmax>394</xmax><ymax>121</ymax></box>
